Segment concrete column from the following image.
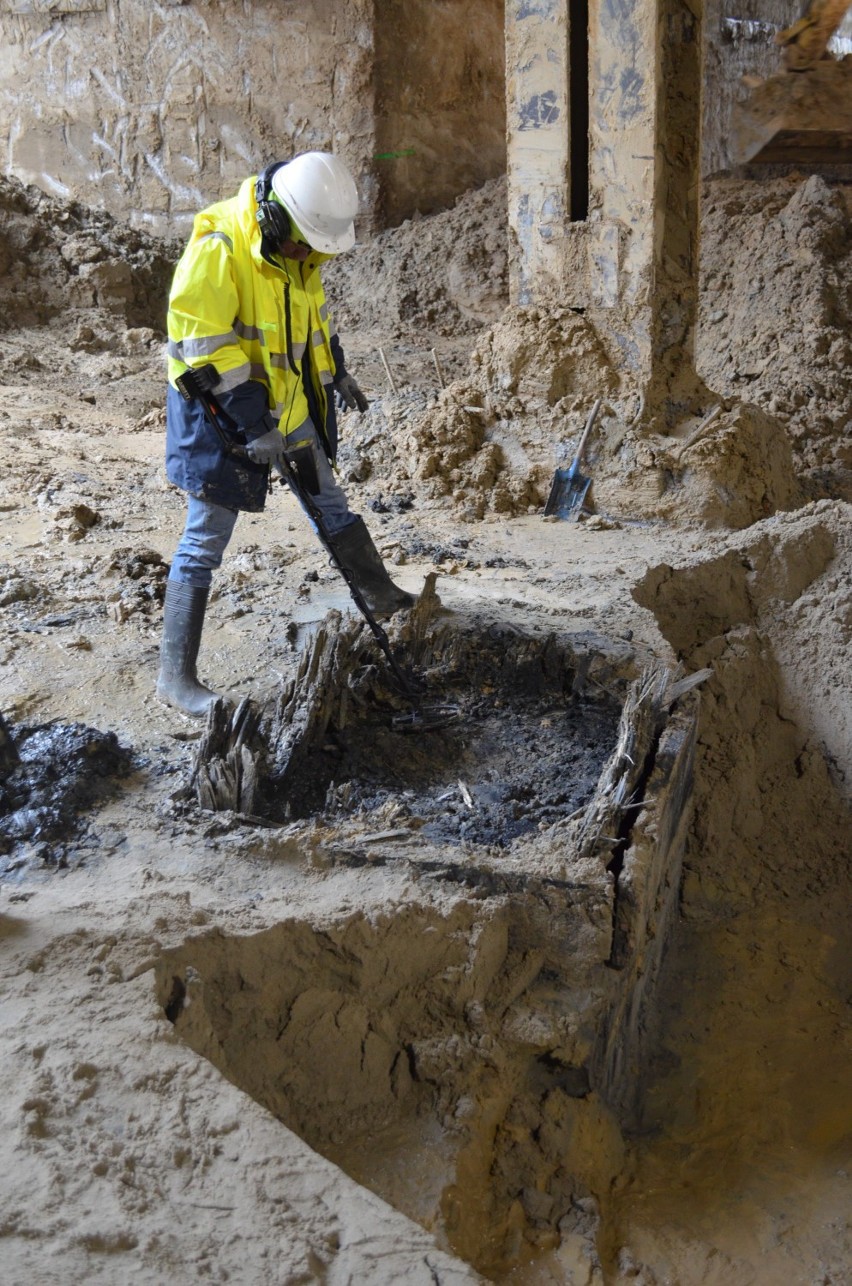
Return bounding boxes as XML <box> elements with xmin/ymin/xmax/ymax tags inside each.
<box><xmin>507</xmin><ymin>0</ymin><xmax>709</xmax><ymax>418</ymax></box>
<box><xmin>649</xmin><ymin>0</ymin><xmax>704</xmax><ymax>410</ymax></box>
<box><xmin>505</xmin><ymin>0</ymin><xmax>572</xmax><ymax>304</ymax></box>
<box><xmin>587</xmin><ymin>0</ymin><xmax>658</xmax><ymax>375</ymax></box>
<box><xmin>588</xmin><ymin>0</ymin><xmax>705</xmax><ymax>416</ymax></box>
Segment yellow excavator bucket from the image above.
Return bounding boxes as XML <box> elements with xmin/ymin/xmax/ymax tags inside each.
<box><xmin>777</xmin><ymin>0</ymin><xmax>851</xmax><ymax>71</ymax></box>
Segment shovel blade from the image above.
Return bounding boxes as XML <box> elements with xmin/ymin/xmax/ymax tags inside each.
<box><xmin>543</xmin><ymin>469</ymin><xmax>591</xmax><ymax>520</ymax></box>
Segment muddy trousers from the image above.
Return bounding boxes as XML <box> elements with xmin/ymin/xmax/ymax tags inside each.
<box><xmin>169</xmin><ymin>429</ymin><xmax>357</xmax><ymax>588</ymax></box>
<box><xmin>160</xmin><ymin>424</ymin><xmax>357</xmax><ymax>715</ymax></box>
<box><xmin>159</xmin><ymin>430</ymin><xmax>412</xmax><ymax>714</ymax></box>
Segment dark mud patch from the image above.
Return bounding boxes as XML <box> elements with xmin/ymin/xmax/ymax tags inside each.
<box><xmin>281</xmin><ymin>691</ymin><xmax>620</xmax><ymax>847</ymax></box>
<box><xmin>248</xmin><ymin>617</ymin><xmax>628</xmax><ymax>847</ymax></box>
<box><xmin>0</xmin><ymin>715</ymin><xmax>133</xmax><ymax>871</ymax></box>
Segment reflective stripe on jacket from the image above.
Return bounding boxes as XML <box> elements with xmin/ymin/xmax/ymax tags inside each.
<box><xmin>165</xmin><ymin>176</ymin><xmax>343</xmax><ymax>512</ymax></box>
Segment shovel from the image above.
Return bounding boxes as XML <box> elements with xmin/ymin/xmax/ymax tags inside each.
<box><xmin>544</xmin><ymin>398</ymin><xmax>601</xmax><ymax>520</ymax></box>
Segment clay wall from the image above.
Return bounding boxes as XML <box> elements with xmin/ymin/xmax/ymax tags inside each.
<box><xmin>373</xmin><ymin>0</ymin><xmax>506</xmax><ymax>227</ymax></box>
<box><xmin>0</xmin><ymin>0</ymin><xmax>505</xmax><ymax>240</ymax></box>
<box><xmin>0</xmin><ymin>0</ymin><xmax>378</xmax><ymax>237</ymax></box>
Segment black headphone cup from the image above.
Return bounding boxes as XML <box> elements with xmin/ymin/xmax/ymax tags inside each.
<box><xmin>256</xmin><ymin>200</ymin><xmax>291</xmax><ymax>243</ymax></box>
<box><xmin>254</xmin><ymin>162</ymin><xmax>291</xmax><ymax>244</ymax></box>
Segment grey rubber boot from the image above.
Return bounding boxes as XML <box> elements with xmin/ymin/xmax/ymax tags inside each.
<box><xmin>327</xmin><ymin>515</ymin><xmax>415</xmax><ymax>617</ymax></box>
<box><xmin>156</xmin><ymin>580</ymin><xmax>220</xmax><ymax>717</ymax></box>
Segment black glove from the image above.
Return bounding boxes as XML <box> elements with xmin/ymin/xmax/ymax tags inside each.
<box><xmin>334</xmin><ymin>373</ymin><xmax>369</xmax><ymax>414</ymax></box>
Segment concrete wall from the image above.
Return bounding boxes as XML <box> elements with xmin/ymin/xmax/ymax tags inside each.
<box><xmin>587</xmin><ymin>0</ymin><xmax>657</xmax><ymax>367</ymax></box>
<box><xmin>505</xmin><ymin>0</ymin><xmax>810</xmax><ymax>399</ymax></box>
<box><xmin>0</xmin><ymin>0</ymin><xmax>377</xmax><ymax>237</ymax></box>
<box><xmin>504</xmin><ymin>0</ymin><xmax>660</xmax><ymax>373</ymax></box>
<box><xmin>504</xmin><ymin>0</ymin><xmax>658</xmax><ymax>339</ymax></box>
<box><xmin>504</xmin><ymin>0</ymin><xmax>574</xmax><ymax>305</ymax></box>
<box><xmin>505</xmin><ymin>0</ymin><xmax>848</xmax><ymax>393</ymax></box>
<box><xmin>374</xmin><ymin>0</ymin><xmax>506</xmax><ymax>227</ymax></box>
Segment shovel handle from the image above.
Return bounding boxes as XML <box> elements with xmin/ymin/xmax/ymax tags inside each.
<box><xmin>569</xmin><ymin>398</ymin><xmax>602</xmax><ymax>476</ymax></box>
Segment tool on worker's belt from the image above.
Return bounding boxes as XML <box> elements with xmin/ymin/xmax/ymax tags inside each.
<box><xmin>178</xmin><ymin>363</ymin><xmax>459</xmax><ymax>732</ymax></box>
<box><xmin>544</xmin><ymin>397</ymin><xmax>601</xmax><ymax>520</ymax></box>
<box><xmin>175</xmin><ymin>364</ymin><xmax>251</xmax><ymax>458</ymax></box>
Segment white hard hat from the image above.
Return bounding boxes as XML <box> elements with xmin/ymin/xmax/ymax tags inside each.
<box><xmin>271</xmin><ymin>152</ymin><xmax>359</xmax><ymax>254</ymax></box>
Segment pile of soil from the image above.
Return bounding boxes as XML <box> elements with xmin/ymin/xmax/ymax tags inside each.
<box><xmin>334</xmin><ymin>171</ymin><xmax>852</xmax><ymax>522</ymax></box>
<box><xmin>698</xmin><ymin>173</ymin><xmax>852</xmax><ymax>477</ymax></box>
<box><xmin>0</xmin><ymin>174</ymin><xmax>179</xmax><ymax>329</ymax></box>
<box><xmin>3</xmin><ymin>164</ymin><xmax>849</xmax><ymax>523</ymax></box>
<box><xmin>324</xmin><ymin>176</ymin><xmax>509</xmax><ymax>337</ymax></box>
<box><xmin>334</xmin><ymin>306</ymin><xmax>623</xmax><ymax>521</ymax></box>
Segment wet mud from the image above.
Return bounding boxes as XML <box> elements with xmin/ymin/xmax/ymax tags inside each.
<box><xmin>0</xmin><ymin>715</ymin><xmax>132</xmax><ymax>870</ymax></box>
<box><xmin>284</xmin><ymin>691</ymin><xmax>620</xmax><ymax>848</ymax></box>
<box><xmin>248</xmin><ymin>618</ymin><xmax>627</xmax><ymax>851</ymax></box>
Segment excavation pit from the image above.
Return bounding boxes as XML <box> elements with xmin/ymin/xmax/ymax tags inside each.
<box><xmin>169</xmin><ymin>615</ymin><xmax>704</xmax><ymax>1277</ymax></box>
<box><xmin>275</xmin><ymin>662</ymin><xmax>622</xmax><ymax>851</ymax></box>
<box><xmin>192</xmin><ymin>606</ymin><xmax>633</xmax><ymax>868</ymax></box>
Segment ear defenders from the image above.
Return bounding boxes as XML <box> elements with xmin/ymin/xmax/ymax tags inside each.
<box><xmin>254</xmin><ymin>162</ymin><xmax>292</xmax><ymax>244</ymax></box>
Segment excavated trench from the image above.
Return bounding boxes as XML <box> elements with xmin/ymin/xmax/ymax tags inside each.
<box><xmin>159</xmin><ymin>614</ymin><xmax>701</xmax><ymax>1278</ymax></box>
<box><xmin>269</xmin><ymin>648</ymin><xmax>622</xmax><ymax>849</ymax></box>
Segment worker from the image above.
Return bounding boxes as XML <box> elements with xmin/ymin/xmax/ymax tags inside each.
<box><xmin>157</xmin><ymin>152</ymin><xmax>414</xmax><ymax>717</ymax></box>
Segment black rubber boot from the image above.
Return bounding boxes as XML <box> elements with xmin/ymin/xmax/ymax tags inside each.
<box><xmin>328</xmin><ymin>515</ymin><xmax>415</xmax><ymax>617</ymax></box>
<box><xmin>156</xmin><ymin>580</ymin><xmax>220</xmax><ymax>717</ymax></box>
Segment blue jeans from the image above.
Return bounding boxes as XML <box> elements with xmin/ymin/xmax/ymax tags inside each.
<box><xmin>169</xmin><ymin>423</ymin><xmax>356</xmax><ymax>588</ymax></box>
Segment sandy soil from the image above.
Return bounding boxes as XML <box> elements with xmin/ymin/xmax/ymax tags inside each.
<box><xmin>0</xmin><ymin>173</ymin><xmax>850</xmax><ymax>1284</ymax></box>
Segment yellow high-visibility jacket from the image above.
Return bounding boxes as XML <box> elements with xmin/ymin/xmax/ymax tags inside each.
<box><xmin>165</xmin><ymin>177</ymin><xmax>344</xmax><ymax>511</ymax></box>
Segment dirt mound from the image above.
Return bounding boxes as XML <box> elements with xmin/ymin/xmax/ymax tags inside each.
<box><xmin>412</xmin><ymin>307</ymin><xmax>622</xmax><ymax>518</ymax></box>
<box><xmin>340</xmin><ymin>303</ymin><xmax>801</xmax><ymax>529</ymax></box>
<box><xmin>336</xmin><ymin>306</ymin><xmax>625</xmax><ymax>521</ymax></box>
<box><xmin>698</xmin><ymin>173</ymin><xmax>852</xmax><ymax>478</ymax></box>
<box><xmin>0</xmin><ymin>173</ymin><xmax>180</xmax><ymax>329</ymax></box>
<box><xmin>324</xmin><ymin>176</ymin><xmax>509</xmax><ymax>337</ymax></box>
<box><xmin>591</xmin><ymin>399</ymin><xmax>800</xmax><ymax>531</ymax></box>
<box><xmin>334</xmin><ymin>170</ymin><xmax>850</xmax><ymax>524</ymax></box>
<box><xmin>633</xmin><ymin>498</ymin><xmax>852</xmax><ymax>804</ymax></box>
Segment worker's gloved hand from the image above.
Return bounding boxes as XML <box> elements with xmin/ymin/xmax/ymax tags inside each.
<box><xmin>334</xmin><ymin>373</ymin><xmax>369</xmax><ymax>414</ymax></box>
<box><xmin>245</xmin><ymin>424</ymin><xmax>286</xmax><ymax>467</ymax></box>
